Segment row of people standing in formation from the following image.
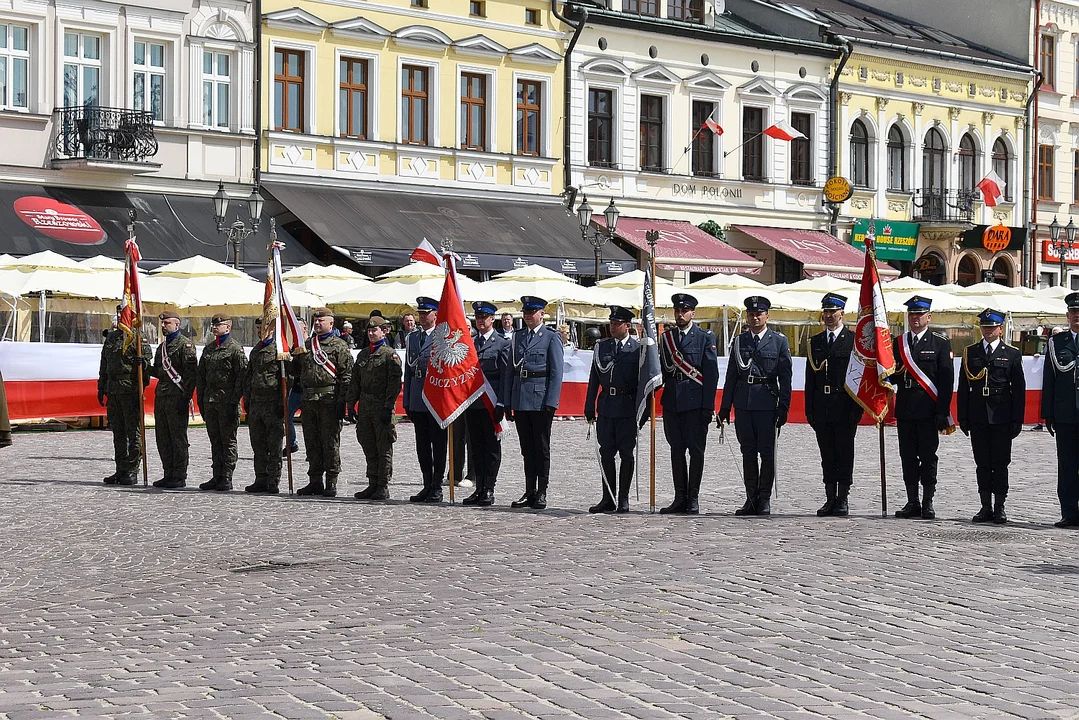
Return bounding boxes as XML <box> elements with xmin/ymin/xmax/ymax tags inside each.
<box><xmin>94</xmin><ymin>290</ymin><xmax>1076</xmax><ymax>528</ymax></box>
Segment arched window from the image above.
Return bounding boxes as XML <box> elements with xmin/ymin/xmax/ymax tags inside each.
<box><xmin>851</xmin><ymin>119</ymin><xmax>869</xmax><ymax>188</ymax></box>
<box><xmin>958</xmin><ymin>133</ymin><xmax>977</xmax><ymax>193</ymax></box>
<box><xmin>992</xmin><ymin>138</ymin><xmax>1011</xmax><ymax>201</ymax></box>
<box><xmin>991</xmin><ymin>256</ymin><xmax>1013</xmax><ymax>286</ymax></box>
<box><xmin>957</xmin><ymin>255</ymin><xmax>979</xmax><ymax>286</ymax></box>
<box><xmin>923</xmin><ymin>127</ymin><xmax>947</xmax><ymax>191</ymax></box>
<box><xmin>887</xmin><ymin>125</ymin><xmax>906</xmax><ymax>191</ymax></box>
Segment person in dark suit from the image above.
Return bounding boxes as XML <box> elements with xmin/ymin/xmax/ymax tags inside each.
<box><xmin>462</xmin><ymin>301</ymin><xmax>509</xmax><ymax>506</ymax></box>
<box><xmin>891</xmin><ymin>295</ymin><xmax>953</xmax><ymax>520</ymax></box>
<box><xmin>404</xmin><ymin>297</ymin><xmax>446</xmax><ymax>504</ymax></box>
<box><xmin>957</xmin><ymin>308</ymin><xmax>1025</xmax><ymax>524</ymax></box>
<box><xmin>584</xmin><ymin>306</ymin><xmax>643</xmax><ymax>514</ymax></box>
<box><xmin>805</xmin><ymin>293</ymin><xmax>863</xmax><ymax>516</ymax></box>
<box><xmin>1041</xmin><ymin>292</ymin><xmax>1079</xmax><ymax>528</ymax></box>
<box><xmin>719</xmin><ymin>296</ymin><xmax>793</xmax><ymax>516</ymax></box>
<box><xmin>659</xmin><ymin>293</ymin><xmax>719</xmax><ymax>514</ymax></box>
<box><xmin>394</xmin><ymin>313</ymin><xmax>416</xmax><ymax>350</ymax></box>
<box><xmin>506</xmin><ymin>296</ymin><xmax>564</xmax><ymax>510</ymax></box>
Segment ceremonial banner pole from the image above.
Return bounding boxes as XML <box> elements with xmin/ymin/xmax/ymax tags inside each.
<box><xmin>647</xmin><ymin>230</ymin><xmax>659</xmax><ymax>513</ymax></box>
<box><xmin>879</xmin><ymin>424</ymin><xmax>887</xmax><ymax>517</ymax></box>
<box><xmin>448</xmin><ymin>423</ymin><xmax>455</xmax><ymax>504</ymax></box>
<box><xmin>281</xmin><ymin>360</ymin><xmax>293</xmax><ymax>495</ymax></box>
<box><xmin>125</xmin><ymin>210</ymin><xmax>149</xmax><ymax>488</ymax></box>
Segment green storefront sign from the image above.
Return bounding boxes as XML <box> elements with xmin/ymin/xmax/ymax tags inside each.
<box><xmin>851</xmin><ymin>219</ymin><xmax>920</xmax><ymax>261</ymax></box>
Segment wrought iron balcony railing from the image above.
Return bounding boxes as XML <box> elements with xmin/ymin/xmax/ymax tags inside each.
<box><xmin>54</xmin><ymin>106</ymin><xmax>159</xmax><ymax>164</ymax></box>
<box><xmin>911</xmin><ymin>188</ymin><xmax>977</xmax><ymax>223</ymax></box>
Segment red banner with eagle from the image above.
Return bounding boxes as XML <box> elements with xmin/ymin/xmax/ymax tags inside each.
<box><xmin>117</xmin><ymin>238</ymin><xmax>142</xmax><ymax>351</ymax></box>
<box><xmin>844</xmin><ymin>223</ymin><xmax>896</xmax><ymax>424</ymax></box>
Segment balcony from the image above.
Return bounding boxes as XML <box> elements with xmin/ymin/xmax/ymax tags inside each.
<box><xmin>911</xmin><ymin>189</ymin><xmax>977</xmax><ymax>223</ymax></box>
<box><xmin>52</xmin><ymin>106</ymin><xmax>160</xmax><ymax>172</ymax></box>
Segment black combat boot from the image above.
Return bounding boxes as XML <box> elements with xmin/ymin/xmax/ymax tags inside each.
<box><xmin>370</xmin><ymin>480</ymin><xmax>390</xmax><ymax>501</ymax></box>
<box><xmin>992</xmin><ymin>494</ymin><xmax>1008</xmax><ymax>524</ymax></box>
<box><xmin>160</xmin><ymin>477</ymin><xmax>186</xmax><ymax>489</ymax></box>
<box><xmin>296</xmin><ymin>475</ymin><xmax>324</xmax><ymax>496</ymax></box>
<box><xmin>103</xmin><ymin>470</ymin><xmax>122</xmax><ymax>484</ymax></box>
<box><xmin>756</xmin><ymin>458</ymin><xmax>774</xmax><ymax>516</ymax></box>
<box><xmin>832</xmin><ymin>485</ymin><xmax>850</xmax><ymax>516</ymax></box>
<box><xmin>199</xmin><ymin>477</ymin><xmax>219</xmax><ymax>491</ymax></box>
<box><xmin>410</xmin><ymin>472</ymin><xmax>432</xmax><ymax>502</ymax></box>
<box><xmin>462</xmin><ymin>477</ymin><xmax>485</xmax><ymax>506</ymax></box>
<box><xmin>894</xmin><ymin>483</ymin><xmax>921</xmax><ymax>518</ymax></box>
<box><xmin>214</xmin><ymin>474</ymin><xmax>233</xmax><ymax>492</ymax></box>
<box><xmin>478</xmin><ymin>477</ymin><xmax>495</xmax><ymax>506</ymax></box>
<box><xmin>425</xmin><ymin>475</ymin><xmax>444</xmax><ymax>503</ymax></box>
<box><xmin>322</xmin><ymin>474</ymin><xmax>338</xmax><ymax>498</ymax></box>
<box><xmin>817</xmin><ymin>483</ymin><xmax>837</xmax><ymax>517</ymax></box>
<box><xmin>685</xmin><ymin>472</ymin><xmax>702</xmax><ymax>515</ymax></box>
<box><xmin>919</xmin><ymin>485</ymin><xmax>936</xmax><ymax>519</ymax></box>
<box><xmin>245</xmin><ymin>477</ymin><xmax>269</xmax><ymax>493</ymax></box>
<box><xmin>114</xmin><ymin>471</ymin><xmax>139</xmax><ymax>486</ymax></box>
<box><xmin>589</xmin><ymin>459</ymin><xmax>617</xmax><ymax>513</ymax></box>
<box><xmin>531</xmin><ymin>477</ymin><xmax>548</xmax><ymax>509</ymax></box>
<box><xmin>511</xmin><ymin>477</ymin><xmax>536</xmax><ymax>508</ymax></box>
<box><xmin>152</xmin><ymin>477</ymin><xmax>170</xmax><ymax>488</ymax></box>
<box><xmin>354</xmin><ymin>478</ymin><xmax>378</xmax><ymax>499</ymax></box>
<box><xmin>735</xmin><ymin>458</ymin><xmax>759</xmax><ymax>516</ymax></box>
<box><xmin>264</xmin><ymin>478</ymin><xmax>280</xmax><ymax>495</ymax></box>
<box><xmin>660</xmin><ymin>461</ymin><xmax>688</xmax><ymax>514</ymax></box>
<box><xmin>616</xmin><ymin>461</ymin><xmax>633</xmax><ymax>514</ymax></box>
<box><xmin>972</xmin><ymin>491</ymin><xmax>993</xmax><ymax>523</ymax></box>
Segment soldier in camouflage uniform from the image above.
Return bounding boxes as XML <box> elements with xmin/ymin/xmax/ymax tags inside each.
<box><xmin>196</xmin><ymin>313</ymin><xmax>247</xmax><ymax>491</ymax></box>
<box><xmin>244</xmin><ymin>317</ymin><xmax>287</xmax><ymax>494</ymax></box>
<box><xmin>293</xmin><ymin>307</ymin><xmax>353</xmax><ymax>497</ymax></box>
<box><xmin>98</xmin><ymin>308</ymin><xmax>152</xmax><ymax>485</ymax></box>
<box><xmin>348</xmin><ymin>315</ymin><xmax>402</xmax><ymax>501</ymax></box>
<box><xmin>150</xmin><ymin>310</ymin><xmax>197</xmax><ymax>489</ymax></box>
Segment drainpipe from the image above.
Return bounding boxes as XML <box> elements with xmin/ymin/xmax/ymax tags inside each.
<box><xmin>1025</xmin><ymin>68</ymin><xmax>1043</xmax><ymax>288</ymax></box>
<box><xmin>827</xmin><ymin>36</ymin><xmax>854</xmax><ymax>237</ymax></box>
<box><xmin>552</xmin><ymin>1</ymin><xmax>586</xmax><ymax>193</ymax></box>
<box><xmin>253</xmin><ymin>0</ymin><xmax>263</xmax><ymax>188</ymax></box>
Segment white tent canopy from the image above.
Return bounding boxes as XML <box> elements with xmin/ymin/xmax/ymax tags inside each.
<box><xmin>141</xmin><ymin>254</ymin><xmax>321</xmax><ymax>312</ymax></box>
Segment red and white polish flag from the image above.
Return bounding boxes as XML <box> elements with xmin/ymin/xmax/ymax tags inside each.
<box><xmin>763</xmin><ymin>120</ymin><xmax>806</xmax><ymax>142</ymax></box>
<box><xmin>704</xmin><ymin>118</ymin><xmax>724</xmax><ymax>136</ymax></box>
<box><xmin>410</xmin><ymin>238</ymin><xmax>445</xmax><ymax>268</ymax></box>
<box><xmin>976</xmin><ymin>171</ymin><xmax>1006</xmax><ymax>208</ymax></box>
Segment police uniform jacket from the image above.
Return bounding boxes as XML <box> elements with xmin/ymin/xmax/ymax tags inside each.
<box><xmin>585</xmin><ymin>336</ymin><xmax>641</xmax><ymax>420</ymax></box>
<box><xmin>660</xmin><ymin>323</ymin><xmax>719</xmax><ymax>413</ymax></box>
<box><xmin>804</xmin><ymin>328</ymin><xmax>861</xmax><ymax>425</ymax></box>
<box><xmin>152</xmin><ymin>332</ymin><xmax>196</xmax><ymax>400</ymax></box>
<box><xmin>891</xmin><ymin>330</ymin><xmax>953</xmax><ymax>420</ymax></box>
<box><xmin>473</xmin><ymin>330</ymin><xmax>510</xmax><ymax>406</ymax></box>
<box><xmin>404</xmin><ymin>328</ymin><xmax>434</xmax><ymax>413</ymax></box>
<box><xmin>956</xmin><ymin>341</ymin><xmax>1024</xmax><ymax>426</ymax></box>
<box><xmin>1041</xmin><ymin>330</ymin><xmax>1079</xmax><ymax>424</ymax></box>
<box><xmin>196</xmin><ymin>336</ymin><xmax>247</xmax><ymax>407</ymax></box>
<box><xmin>720</xmin><ymin>328</ymin><xmax>793</xmax><ymax>414</ymax></box>
<box><xmin>507</xmin><ymin>325</ymin><xmax>564</xmax><ymax>412</ymax></box>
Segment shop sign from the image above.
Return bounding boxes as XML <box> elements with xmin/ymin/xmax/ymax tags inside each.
<box><xmin>961</xmin><ymin>224</ymin><xmax>1025</xmax><ymax>252</ymax></box>
<box><xmin>851</xmin><ymin>219</ymin><xmax>919</xmax><ymax>261</ymax></box>
<box><xmin>915</xmin><ymin>253</ymin><xmax>942</xmax><ymax>274</ymax></box>
<box><xmin>13</xmin><ymin>196</ymin><xmax>107</xmax><ymax>245</ymax></box>
<box><xmin>823</xmin><ymin>176</ymin><xmax>853</xmax><ymax>204</ymax></box>
<box><xmin>1042</xmin><ymin>242</ymin><xmax>1079</xmax><ymax>265</ymax></box>
<box><xmin>560</xmin><ymin>259</ymin><xmax>577</xmax><ymax>273</ymax></box>
<box><xmin>512</xmin><ymin>256</ymin><xmax>527</xmax><ymax>268</ymax></box>
<box><xmin>982</xmin><ymin>225</ymin><xmax>1011</xmax><ymax>253</ymax></box>
<box><xmin>459</xmin><ymin>254</ymin><xmax>480</xmax><ymax>268</ymax></box>
<box><xmin>604</xmin><ymin>261</ymin><xmax>624</xmax><ymax>274</ymax></box>
<box><xmin>350</xmin><ymin>249</ymin><xmax>373</xmax><ymax>263</ymax></box>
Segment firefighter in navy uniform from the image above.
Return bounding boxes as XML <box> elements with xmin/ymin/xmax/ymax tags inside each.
<box><xmin>718</xmin><ymin>296</ymin><xmax>793</xmax><ymax>516</ymax></box>
<box><xmin>891</xmin><ymin>296</ymin><xmax>954</xmax><ymax>520</ymax></box>
<box><xmin>461</xmin><ymin>301</ymin><xmax>510</xmax><ymax>507</ymax></box>
<box><xmin>804</xmin><ymin>293</ymin><xmax>863</xmax><ymax>516</ymax></box>
<box><xmin>584</xmin><ymin>306</ymin><xmax>643</xmax><ymax>514</ymax></box>
<box><xmin>1040</xmin><ymin>292</ymin><xmax>1079</xmax><ymax>528</ymax></box>
<box><xmin>404</xmin><ymin>297</ymin><xmax>447</xmax><ymax>504</ymax></box>
<box><xmin>957</xmin><ymin>308</ymin><xmax>1025</xmax><ymax>524</ymax></box>
<box><xmin>659</xmin><ymin>293</ymin><xmax>719</xmax><ymax>514</ymax></box>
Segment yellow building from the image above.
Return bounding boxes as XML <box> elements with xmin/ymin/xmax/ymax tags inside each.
<box><xmin>257</xmin><ymin>0</ymin><xmax>635</xmax><ymax>277</ymax></box>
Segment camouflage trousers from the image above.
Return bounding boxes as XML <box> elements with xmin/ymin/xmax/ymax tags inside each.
<box><xmin>356</xmin><ymin>408</ymin><xmax>396</xmax><ymax>484</ymax></box>
<box><xmin>107</xmin><ymin>392</ymin><xmax>143</xmax><ymax>474</ymax></box>
<box><xmin>154</xmin><ymin>394</ymin><xmax>190</xmax><ymax>481</ymax></box>
<box><xmin>248</xmin><ymin>399</ymin><xmax>284</xmax><ymax>485</ymax></box>
<box><xmin>302</xmin><ymin>395</ymin><xmax>342</xmax><ymax>478</ymax></box>
<box><xmin>203</xmin><ymin>402</ymin><xmax>240</xmax><ymax>481</ymax></box>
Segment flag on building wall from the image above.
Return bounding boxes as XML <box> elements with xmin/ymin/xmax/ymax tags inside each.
<box><xmin>704</xmin><ymin>118</ymin><xmax>724</xmax><ymax>136</ymax></box>
<box><xmin>844</xmin><ymin>224</ymin><xmax>896</xmax><ymax>423</ymax></box>
<box><xmin>763</xmin><ymin>120</ymin><xmax>806</xmax><ymax>142</ymax></box>
<box><xmin>976</xmin><ymin>171</ymin><xmax>1006</xmax><ymax>207</ymax></box>
<box><xmin>261</xmin><ymin>241</ymin><xmax>306</xmax><ymax>360</ymax></box>
<box><xmin>117</xmin><ymin>238</ymin><xmax>142</xmax><ymax>352</ymax></box>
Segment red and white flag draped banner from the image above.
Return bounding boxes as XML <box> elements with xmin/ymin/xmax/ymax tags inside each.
<box><xmin>763</xmin><ymin>120</ymin><xmax>806</xmax><ymax>142</ymax></box>
<box><xmin>410</xmin><ymin>238</ymin><xmax>445</xmax><ymax>268</ymax></box>
<box><xmin>118</xmin><ymin>237</ymin><xmax>143</xmax><ymax>352</ymax></box>
<box><xmin>976</xmin><ymin>171</ymin><xmax>1006</xmax><ymax>207</ymax></box>
<box><xmin>844</xmin><ymin>223</ymin><xmax>896</xmax><ymax>423</ymax></box>
<box><xmin>261</xmin><ymin>240</ymin><xmax>306</xmax><ymax>360</ymax></box>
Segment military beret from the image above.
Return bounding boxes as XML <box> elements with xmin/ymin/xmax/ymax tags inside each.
<box><xmin>978</xmin><ymin>308</ymin><xmax>1004</xmax><ymax>326</ymax></box>
<box><xmin>905</xmin><ymin>295</ymin><xmax>931</xmax><ymax>312</ymax></box>
<box><xmin>312</xmin><ymin>307</ymin><xmax>334</xmax><ymax>319</ymax></box>
<box><xmin>521</xmin><ymin>296</ymin><xmax>547</xmax><ymax>311</ymax></box>
<box><xmin>366</xmin><ymin>315</ymin><xmax>389</xmax><ymax>329</ymax></box>
<box><xmin>671</xmin><ymin>293</ymin><xmax>698</xmax><ymax>310</ymax></box>
<box><xmin>472</xmin><ymin>301</ymin><xmax>498</xmax><ymax>316</ymax></box>
<box><xmin>416</xmin><ymin>297</ymin><xmax>439</xmax><ymax>311</ymax></box>
<box><xmin>821</xmin><ymin>293</ymin><xmax>847</xmax><ymax>310</ymax></box>
<box><xmin>745</xmin><ymin>295</ymin><xmax>771</xmax><ymax>312</ymax></box>
<box><xmin>1066</xmin><ymin>292</ymin><xmax>1079</xmax><ymax>310</ymax></box>
<box><xmin>608</xmin><ymin>305</ymin><xmax>635</xmax><ymax>322</ymax></box>
<box><xmin>211</xmin><ymin>313</ymin><xmax>231</xmax><ymax>324</ymax></box>
<box><xmin>158</xmin><ymin>310</ymin><xmax>180</xmax><ymax>321</ymax></box>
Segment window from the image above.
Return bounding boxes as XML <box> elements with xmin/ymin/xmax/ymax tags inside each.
<box><xmin>623</xmin><ymin>1</ymin><xmax>658</xmax><ymax>15</ymax></box>
<box><xmin>639</xmin><ymin>94</ymin><xmax>664</xmax><ymax>171</ymax></box>
<box><xmin>339</xmin><ymin>57</ymin><xmax>368</xmax><ymax>139</ymax></box>
<box><xmin>957</xmin><ymin>133</ymin><xmax>977</xmax><ymax>193</ymax></box>
<box><xmin>922</xmin><ymin>127</ymin><xmax>946</xmax><ymax>191</ymax></box>
<box><xmin>691</xmin><ymin>100</ymin><xmax>717</xmax><ymax>176</ymax></box>
<box><xmin>469</xmin><ymin>1</ymin><xmax>486</xmax><ymax>16</ymax></box>
<box><xmin>525</xmin><ymin>8</ymin><xmax>541</xmax><ymax>25</ymax></box>
<box><xmin>587</xmin><ymin>87</ymin><xmax>614</xmax><ymax>167</ymax></box>
<box><xmin>63</xmin><ymin>32</ymin><xmax>101</xmax><ymax>107</ymax></box>
<box><xmin>790</xmin><ymin>112</ymin><xmax>813</xmax><ymax>185</ymax></box>
<box><xmin>401</xmin><ymin>65</ymin><xmax>429</xmax><ymax>145</ymax></box>
<box><xmin>887</xmin><ymin>125</ymin><xmax>906</xmax><ymax>191</ymax></box>
<box><xmin>957</xmin><ymin>255</ymin><xmax>978</xmax><ymax>287</ymax></box>
<box><xmin>850</xmin><ymin>119</ymin><xmax>869</xmax><ymax>188</ymax></box>
<box><xmin>516</xmin><ymin>79</ymin><xmax>542</xmax><ymax>156</ymax></box>
<box><xmin>1041</xmin><ymin>34</ymin><xmax>1056</xmax><ymax>89</ymax></box>
<box><xmin>132</xmin><ymin>41</ymin><xmax>165</xmax><ymax>122</ymax></box>
<box><xmin>992</xmin><ymin>138</ymin><xmax>1011</xmax><ymax>201</ymax></box>
<box><xmin>274</xmin><ymin>48</ymin><xmax>305</xmax><ymax>133</ymax></box>
<box><xmin>460</xmin><ymin>72</ymin><xmax>486</xmax><ymax>151</ymax></box>
<box><xmin>0</xmin><ymin>23</ymin><xmax>29</xmax><ymax>110</ymax></box>
<box><xmin>202</xmin><ymin>51</ymin><xmax>231</xmax><ymax>128</ymax></box>
<box><xmin>742</xmin><ymin>106</ymin><xmax>764</xmax><ymax>181</ymax></box>
<box><xmin>1039</xmin><ymin>144</ymin><xmax>1055</xmax><ymax>200</ymax></box>
<box><xmin>667</xmin><ymin>0</ymin><xmax>703</xmax><ymax>22</ymax></box>
<box><xmin>411</xmin><ymin>0</ymin><xmax>428</xmax><ymax>6</ymax></box>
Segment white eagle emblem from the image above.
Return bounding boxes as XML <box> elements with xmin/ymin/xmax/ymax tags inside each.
<box><xmin>429</xmin><ymin>322</ymin><xmax>470</xmax><ymax>373</ymax></box>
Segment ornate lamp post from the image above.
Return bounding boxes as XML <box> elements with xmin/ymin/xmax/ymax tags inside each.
<box><xmin>576</xmin><ymin>194</ymin><xmax>620</xmax><ymax>281</ymax></box>
<box><xmin>1050</xmin><ymin>216</ymin><xmax>1078</xmax><ymax>288</ymax></box>
<box><xmin>212</xmin><ymin>182</ymin><xmax>265</xmax><ymax>269</ymax></box>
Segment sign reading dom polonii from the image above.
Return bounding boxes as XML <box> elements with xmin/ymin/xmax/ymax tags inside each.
<box><xmin>851</xmin><ymin>219</ymin><xmax>919</xmax><ymax>261</ymax></box>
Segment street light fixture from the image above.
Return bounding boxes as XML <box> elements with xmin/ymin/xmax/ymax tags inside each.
<box><xmin>576</xmin><ymin>194</ymin><xmax>620</xmax><ymax>281</ymax></box>
<box><xmin>212</xmin><ymin>181</ymin><xmax>265</xmax><ymax>269</ymax></box>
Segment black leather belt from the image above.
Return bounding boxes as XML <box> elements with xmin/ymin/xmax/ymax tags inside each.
<box><xmin>606</xmin><ymin>386</ymin><xmax>631</xmax><ymax>396</ymax></box>
<box><xmin>981</xmin><ymin>386</ymin><xmax>1006</xmax><ymax>396</ymax></box>
<box><xmin>747</xmin><ymin>375</ymin><xmax>773</xmax><ymax>385</ymax></box>
<box><xmin>823</xmin><ymin>384</ymin><xmax>834</xmax><ymax>394</ymax></box>
<box><xmin>520</xmin><ymin>369</ymin><xmax>548</xmax><ymax>379</ymax></box>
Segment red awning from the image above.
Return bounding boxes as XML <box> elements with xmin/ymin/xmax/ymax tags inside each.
<box><xmin>596</xmin><ymin>217</ymin><xmax>763</xmax><ymax>274</ymax></box>
<box><xmin>731</xmin><ymin>225</ymin><xmax>898</xmax><ymax>281</ymax></box>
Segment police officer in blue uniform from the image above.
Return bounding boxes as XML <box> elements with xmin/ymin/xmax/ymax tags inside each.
<box><xmin>584</xmin><ymin>306</ymin><xmax>643</xmax><ymax>514</ymax></box>
<box><xmin>462</xmin><ymin>301</ymin><xmax>510</xmax><ymax>507</ymax></box>
<box><xmin>891</xmin><ymin>295</ymin><xmax>953</xmax><ymax>520</ymax></box>
<box><xmin>404</xmin><ymin>296</ymin><xmax>446</xmax><ymax>504</ymax></box>
<box><xmin>719</xmin><ymin>296</ymin><xmax>793</xmax><ymax>516</ymax></box>
<box><xmin>957</xmin><ymin>308</ymin><xmax>1025</xmax><ymax>524</ymax></box>
<box><xmin>506</xmin><ymin>296</ymin><xmax>564</xmax><ymax>510</ymax></box>
<box><xmin>805</xmin><ymin>292</ymin><xmax>863</xmax><ymax>516</ymax></box>
<box><xmin>659</xmin><ymin>293</ymin><xmax>719</xmax><ymax>514</ymax></box>
<box><xmin>1040</xmin><ymin>292</ymin><xmax>1079</xmax><ymax>528</ymax></box>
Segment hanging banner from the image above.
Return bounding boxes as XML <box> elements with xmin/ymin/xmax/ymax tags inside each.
<box><xmin>851</xmin><ymin>219</ymin><xmax>919</xmax><ymax>261</ymax></box>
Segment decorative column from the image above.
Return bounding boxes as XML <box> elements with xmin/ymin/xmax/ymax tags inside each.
<box><xmin>875</xmin><ymin>96</ymin><xmax>888</xmax><ymax>215</ymax></box>
<box><xmin>912</xmin><ymin>102</ymin><xmax>925</xmax><ymax>194</ymax></box>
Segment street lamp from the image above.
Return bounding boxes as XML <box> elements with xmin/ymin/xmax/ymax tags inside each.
<box><xmin>212</xmin><ymin>181</ymin><xmax>265</xmax><ymax>269</ymax></box>
<box><xmin>577</xmin><ymin>194</ymin><xmax>620</xmax><ymax>281</ymax></box>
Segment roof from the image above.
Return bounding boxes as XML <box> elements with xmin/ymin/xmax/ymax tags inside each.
<box><xmin>597</xmin><ymin>217</ymin><xmax>763</xmax><ymax>275</ymax></box>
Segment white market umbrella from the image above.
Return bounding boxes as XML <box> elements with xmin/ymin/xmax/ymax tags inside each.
<box><xmin>0</xmin><ymin>250</ymin><xmax>117</xmax><ymax>299</ymax></box>
<box><xmin>776</xmin><ymin>276</ymin><xmax>860</xmax><ymax>294</ymax></box>
<box><xmin>282</xmin><ymin>263</ymin><xmax>372</xmax><ymax>301</ymax></box>
<box><xmin>480</xmin><ymin>264</ymin><xmax>605</xmax><ymax>306</ymax></box>
<box><xmin>687</xmin><ymin>273</ymin><xmax>766</xmax><ymax>290</ymax></box>
<box><xmin>0</xmin><ymin>254</ymin><xmax>14</xmax><ymax>267</ymax></box>
<box><xmin>78</xmin><ymin>255</ymin><xmax>127</xmax><ymax>272</ymax></box>
<box><xmin>587</xmin><ymin>270</ymin><xmax>678</xmax><ymax>312</ymax></box>
<box><xmin>324</xmin><ymin>261</ymin><xmax>482</xmax><ymax>317</ymax></box>
<box><xmin>880</xmin><ymin>276</ymin><xmax>940</xmax><ymax>293</ymax></box>
<box><xmin>947</xmin><ymin>281</ymin><xmax>1027</xmax><ymax>296</ymax></box>
<box><xmin>142</xmin><ymin>255</ymin><xmax>320</xmax><ymax>312</ymax></box>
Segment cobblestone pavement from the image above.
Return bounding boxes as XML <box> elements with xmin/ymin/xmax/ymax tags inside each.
<box><xmin>1</xmin><ymin>420</ymin><xmax>1077</xmax><ymax>720</ymax></box>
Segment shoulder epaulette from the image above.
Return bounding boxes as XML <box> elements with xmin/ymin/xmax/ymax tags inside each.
<box><xmin>933</xmin><ymin>331</ymin><xmax>950</xmax><ymax>341</ymax></box>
